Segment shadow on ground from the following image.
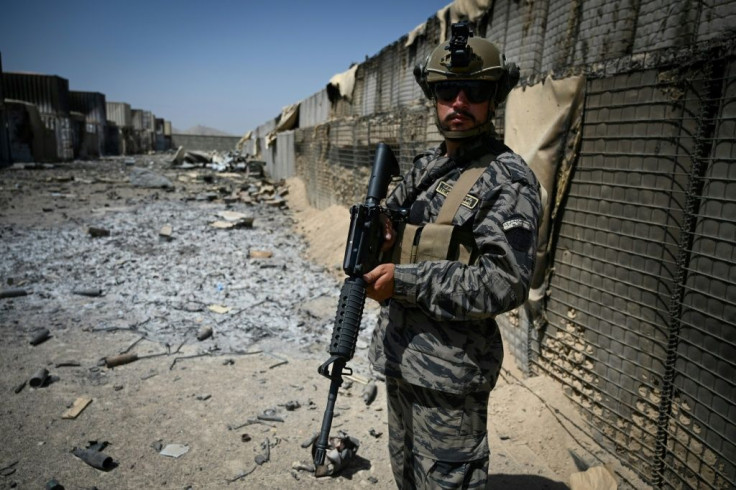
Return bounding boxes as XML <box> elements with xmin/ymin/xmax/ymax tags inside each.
<box><xmin>487</xmin><ymin>474</ymin><xmax>569</xmax><ymax>489</ymax></box>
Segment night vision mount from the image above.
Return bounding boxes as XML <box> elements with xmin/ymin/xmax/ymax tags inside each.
<box><xmin>446</xmin><ymin>21</ymin><xmax>474</xmax><ymax>68</ymax></box>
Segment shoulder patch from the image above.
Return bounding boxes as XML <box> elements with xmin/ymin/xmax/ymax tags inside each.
<box><xmin>503</xmin><ymin>217</ymin><xmax>535</xmax><ymax>251</ymax></box>
<box><xmin>502</xmin><ymin>218</ymin><xmax>533</xmax><ymax>231</ymax></box>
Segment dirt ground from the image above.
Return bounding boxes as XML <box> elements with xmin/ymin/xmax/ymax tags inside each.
<box><xmin>0</xmin><ymin>154</ymin><xmax>648</xmax><ymax>489</ymax></box>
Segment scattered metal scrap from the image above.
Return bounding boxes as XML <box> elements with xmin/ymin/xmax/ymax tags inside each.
<box><xmin>0</xmin><ymin>288</ymin><xmax>29</xmax><ymax>299</ymax></box>
<box><xmin>29</xmin><ymin>368</ymin><xmax>50</xmax><ymax>388</ymax></box>
<box><xmin>255</xmin><ymin>438</ymin><xmax>271</xmax><ymax>465</ymax></box>
<box><xmin>0</xmin><ymin>460</ymin><xmax>18</xmax><ymax>477</ymax></box>
<box><xmin>72</xmin><ymin>441</ymin><xmax>115</xmax><ymax>471</ymax></box>
<box><xmin>227</xmin><ymin>464</ymin><xmax>257</xmax><ymax>483</ymax></box>
<box><xmin>170</xmin><ymin>146</ymin><xmax>265</xmax><ymax>177</ymax></box>
<box><xmin>102</xmin><ymin>338</ymin><xmax>186</xmax><ymax>368</ymax></box>
<box><xmin>29</xmin><ymin>327</ymin><xmax>51</xmax><ymax>346</ymax></box>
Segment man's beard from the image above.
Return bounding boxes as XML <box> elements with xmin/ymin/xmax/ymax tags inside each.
<box><xmin>441</xmin><ymin>109</ymin><xmax>478</xmax><ymax>132</ymax></box>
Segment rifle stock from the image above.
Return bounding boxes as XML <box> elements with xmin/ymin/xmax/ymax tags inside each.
<box><xmin>313</xmin><ymin>143</ymin><xmax>400</xmax><ymax>467</ymax></box>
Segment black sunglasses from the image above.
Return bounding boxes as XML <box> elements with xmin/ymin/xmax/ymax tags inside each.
<box><xmin>433</xmin><ymin>81</ymin><xmax>495</xmax><ymax>103</ymax></box>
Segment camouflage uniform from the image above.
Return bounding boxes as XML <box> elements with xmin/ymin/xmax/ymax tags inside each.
<box><xmin>369</xmin><ymin>134</ymin><xmax>542</xmax><ymax>489</ymax></box>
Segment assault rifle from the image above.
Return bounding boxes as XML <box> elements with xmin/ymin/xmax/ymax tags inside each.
<box><xmin>313</xmin><ymin>142</ymin><xmax>401</xmax><ymax>467</ymax></box>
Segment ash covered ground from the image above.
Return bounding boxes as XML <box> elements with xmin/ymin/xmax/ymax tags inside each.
<box><xmin>1</xmin><ymin>155</ymin><xmax>370</xmax><ymax>360</ymax></box>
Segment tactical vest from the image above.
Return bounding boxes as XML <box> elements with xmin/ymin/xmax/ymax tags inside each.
<box><xmin>392</xmin><ymin>162</ymin><xmax>487</xmax><ymax>265</ymax></box>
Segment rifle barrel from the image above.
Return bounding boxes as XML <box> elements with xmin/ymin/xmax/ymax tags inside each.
<box><xmin>314</xmin><ymin>357</ymin><xmax>345</xmax><ymax>466</ymax></box>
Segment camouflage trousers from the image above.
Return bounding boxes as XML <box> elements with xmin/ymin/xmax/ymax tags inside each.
<box><xmin>385</xmin><ymin>376</ymin><xmax>491</xmax><ymax>489</ymax></box>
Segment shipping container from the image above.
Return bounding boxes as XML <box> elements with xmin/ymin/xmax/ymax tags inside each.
<box><xmin>69</xmin><ymin>91</ymin><xmax>107</xmax><ymax>124</ymax></box>
<box><xmin>50</xmin><ymin>114</ymin><xmax>73</xmax><ymax>160</ymax></box>
<box><xmin>3</xmin><ymin>72</ymin><xmax>70</xmax><ymax>116</ymax></box>
<box><xmin>69</xmin><ymin>91</ymin><xmax>108</xmax><ymax>156</ymax></box>
<box><xmin>70</xmin><ymin>111</ymin><xmax>84</xmax><ymax>158</ymax></box>
<box><xmin>142</xmin><ymin>110</ymin><xmax>154</xmax><ymax>131</ymax></box>
<box><xmin>106</xmin><ymin>102</ymin><xmax>131</xmax><ymax>128</ymax></box>
<box><xmin>105</xmin><ymin>123</ymin><xmax>121</xmax><ymax>155</ymax></box>
<box><xmin>154</xmin><ymin>118</ymin><xmax>167</xmax><ymax>152</ymax></box>
<box><xmin>88</xmin><ymin>122</ymin><xmax>104</xmax><ymax>157</ymax></box>
<box><xmin>0</xmin><ymin>106</ymin><xmax>9</xmax><ymax>165</ymax></box>
<box><xmin>0</xmin><ymin>52</ymin><xmax>11</xmax><ymax>164</ymax></box>
<box><xmin>5</xmin><ymin>100</ymin><xmax>55</xmax><ymax>162</ymax></box>
<box><xmin>138</xmin><ymin>130</ymin><xmax>153</xmax><ymax>153</ymax></box>
<box><xmin>2</xmin><ymin>72</ymin><xmax>73</xmax><ymax>160</ymax></box>
<box><xmin>131</xmin><ymin>109</ymin><xmax>143</xmax><ymax>131</ymax></box>
<box><xmin>69</xmin><ymin>109</ymin><xmax>104</xmax><ymax>159</ymax></box>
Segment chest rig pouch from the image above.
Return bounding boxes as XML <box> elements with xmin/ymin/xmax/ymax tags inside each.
<box><xmin>393</xmin><ymin>163</ymin><xmax>487</xmax><ymax>265</ymax></box>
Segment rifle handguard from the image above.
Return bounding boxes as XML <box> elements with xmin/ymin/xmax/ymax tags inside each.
<box><xmin>328</xmin><ymin>277</ymin><xmax>366</xmax><ymax>361</ymax></box>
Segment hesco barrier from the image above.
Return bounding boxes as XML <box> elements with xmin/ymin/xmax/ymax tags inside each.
<box><xmin>536</xmin><ymin>54</ymin><xmax>736</xmax><ymax>489</ymax></box>
<box><xmin>250</xmin><ymin>2</ymin><xmax>736</xmax><ymax>488</ymax></box>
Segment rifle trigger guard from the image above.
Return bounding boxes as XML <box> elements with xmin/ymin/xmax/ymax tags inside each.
<box><xmin>317</xmin><ymin>355</ymin><xmax>351</xmax><ymax>379</ymax></box>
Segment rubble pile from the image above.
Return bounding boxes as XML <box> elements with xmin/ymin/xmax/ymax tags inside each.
<box><xmin>170</xmin><ymin>145</ymin><xmax>267</xmax><ymax>176</ymax></box>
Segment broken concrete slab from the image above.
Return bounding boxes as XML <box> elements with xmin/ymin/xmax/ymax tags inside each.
<box><xmin>170</xmin><ymin>146</ymin><xmax>186</xmax><ymax>165</ymax></box>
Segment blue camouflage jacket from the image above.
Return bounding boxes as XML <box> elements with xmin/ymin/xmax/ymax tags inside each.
<box><xmin>369</xmin><ymin>135</ymin><xmax>542</xmax><ymax>394</ymax></box>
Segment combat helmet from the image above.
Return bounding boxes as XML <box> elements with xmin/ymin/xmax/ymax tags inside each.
<box><xmin>414</xmin><ymin>21</ymin><xmax>520</xmax><ymax>139</ymax></box>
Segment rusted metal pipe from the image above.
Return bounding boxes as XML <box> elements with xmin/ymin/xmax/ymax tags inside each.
<box><xmin>72</xmin><ymin>447</ymin><xmax>114</xmax><ymax>471</ymax></box>
<box><xmin>0</xmin><ymin>288</ymin><xmax>28</xmax><ymax>299</ymax></box>
<box><xmin>29</xmin><ymin>368</ymin><xmax>49</xmax><ymax>388</ymax></box>
<box><xmin>104</xmin><ymin>352</ymin><xmax>138</xmax><ymax>368</ymax></box>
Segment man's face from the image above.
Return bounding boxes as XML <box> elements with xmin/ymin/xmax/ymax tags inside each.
<box><xmin>433</xmin><ymin>81</ymin><xmax>493</xmax><ymax>133</ymax></box>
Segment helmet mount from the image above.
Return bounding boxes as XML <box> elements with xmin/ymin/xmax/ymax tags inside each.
<box><xmin>447</xmin><ymin>21</ymin><xmax>474</xmax><ymax>69</ymax></box>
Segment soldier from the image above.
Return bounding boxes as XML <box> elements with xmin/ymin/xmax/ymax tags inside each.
<box><xmin>363</xmin><ymin>22</ymin><xmax>543</xmax><ymax>489</ymax></box>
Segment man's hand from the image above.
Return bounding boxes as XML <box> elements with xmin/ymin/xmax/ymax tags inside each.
<box><xmin>379</xmin><ymin>213</ymin><xmax>396</xmax><ymax>253</ymax></box>
<box><xmin>363</xmin><ymin>263</ymin><xmax>395</xmax><ymax>302</ymax></box>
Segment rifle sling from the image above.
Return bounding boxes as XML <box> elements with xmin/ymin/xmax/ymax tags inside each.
<box><xmin>396</xmin><ymin>160</ymin><xmax>489</xmax><ymax>264</ymax></box>
<box><xmin>435</xmin><ymin>163</ymin><xmax>487</xmax><ymax>224</ymax></box>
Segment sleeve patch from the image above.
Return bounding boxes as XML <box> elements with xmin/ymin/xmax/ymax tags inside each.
<box><xmin>502</xmin><ymin>218</ymin><xmax>533</xmax><ymax>232</ymax></box>
<box><xmin>503</xmin><ymin>217</ymin><xmax>535</xmax><ymax>251</ymax></box>
<box><xmin>505</xmin><ymin>227</ymin><xmax>534</xmax><ymax>251</ymax></box>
